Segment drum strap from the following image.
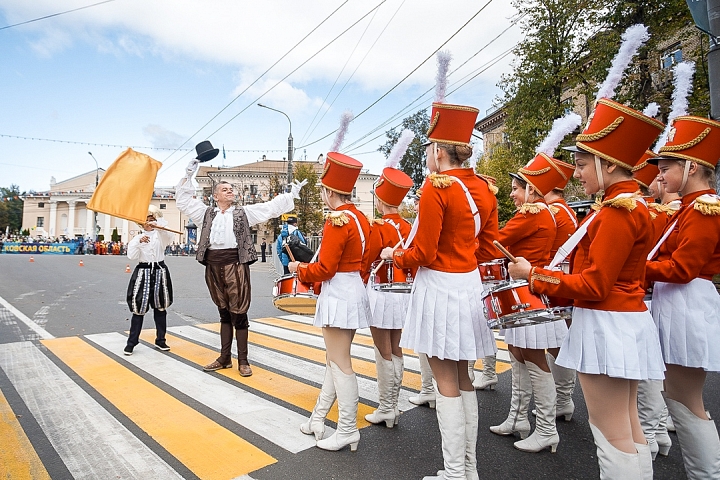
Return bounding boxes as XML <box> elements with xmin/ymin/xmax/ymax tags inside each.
<box><xmin>343</xmin><ymin>210</ymin><xmax>366</xmax><ymax>255</ymax></box>
<box><xmin>548</xmin><ymin>193</ymin><xmax>647</xmax><ymax>269</ymax></box>
<box><xmin>647</xmin><ymin>218</ymin><xmax>679</xmax><ymax>260</ymax></box>
<box><xmin>385</xmin><ymin>218</ymin><xmax>405</xmax><ymax>245</ymax></box>
<box><xmin>552</xmin><ymin>201</ymin><xmax>578</xmax><ymax>229</ymax></box>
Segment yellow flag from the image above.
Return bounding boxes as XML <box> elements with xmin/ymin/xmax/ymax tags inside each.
<box><xmin>87</xmin><ymin>148</ymin><xmax>162</xmax><ymax>224</ymax></box>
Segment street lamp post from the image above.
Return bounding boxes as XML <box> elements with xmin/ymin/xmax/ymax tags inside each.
<box><xmin>258</xmin><ymin>103</ymin><xmax>293</xmax><ymax>189</ymax></box>
<box><xmin>88</xmin><ymin>152</ymin><xmax>100</xmax><ymax>242</ymax></box>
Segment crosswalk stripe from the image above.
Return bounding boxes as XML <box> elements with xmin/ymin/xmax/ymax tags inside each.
<box><xmin>0</xmin><ymin>342</ymin><xmax>182</xmax><ymax>479</ymax></box>
<box><xmin>246</xmin><ymin>319</ymin><xmax>423</xmax><ymax>373</ymax></box>
<box><xmin>42</xmin><ymin>336</ymin><xmax>276</xmax><ymax>480</ymax></box>
<box><xmin>197</xmin><ymin>323</ymin><xmax>423</xmax><ymax>391</ymax></box>
<box><xmin>168</xmin><ymin>325</ymin><xmax>419</xmax><ymax>413</ymax></box>
<box><xmin>87</xmin><ymin>332</ymin><xmax>318</xmax><ymax>453</ymax></box>
<box><xmin>137</xmin><ymin>330</ymin><xmax>374</xmax><ymax>428</ymax></box>
<box><xmin>254</xmin><ymin>317</ymin><xmax>418</xmax><ymax>357</ymax></box>
<box><xmin>0</xmin><ymin>387</ymin><xmax>50</xmax><ymax>480</ymax></box>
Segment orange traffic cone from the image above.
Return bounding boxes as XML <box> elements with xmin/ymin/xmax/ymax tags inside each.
<box><xmin>79</xmin><ymin>260</ymin><xmax>84</xmax><ymax>267</ymax></box>
<box><xmin>29</xmin><ymin>256</ymin><xmax>34</xmax><ymax>262</ymax></box>
<box><xmin>125</xmin><ymin>264</ymin><xmax>131</xmax><ymax>273</ymax></box>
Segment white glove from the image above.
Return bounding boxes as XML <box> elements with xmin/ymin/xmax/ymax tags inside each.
<box><xmin>290</xmin><ymin>179</ymin><xmax>308</xmax><ymax>199</ymax></box>
<box><xmin>186</xmin><ymin>159</ymin><xmax>199</xmax><ymax>177</ymax></box>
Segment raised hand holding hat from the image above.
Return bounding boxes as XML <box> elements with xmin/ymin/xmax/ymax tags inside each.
<box><xmin>186</xmin><ymin>159</ymin><xmax>199</xmax><ymax>178</ymax></box>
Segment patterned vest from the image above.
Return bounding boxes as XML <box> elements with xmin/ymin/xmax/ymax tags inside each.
<box><xmin>196</xmin><ymin>207</ymin><xmax>258</xmax><ymax>266</ymax></box>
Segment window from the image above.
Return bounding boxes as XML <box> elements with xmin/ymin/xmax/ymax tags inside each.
<box><xmin>352</xmin><ymin>187</ymin><xmax>357</xmax><ymax>199</ymax></box>
<box><xmin>159</xmin><ymin>204</ymin><xmax>166</xmax><ymax>209</ymax></box>
<box><xmin>37</xmin><ymin>217</ymin><xmax>44</xmax><ymax>227</ymax></box>
<box><xmin>250</xmin><ymin>184</ymin><xmax>258</xmax><ymax>195</ymax></box>
<box><xmin>38</xmin><ymin>202</ymin><xmax>45</xmax><ymax>208</ymax></box>
<box><xmin>660</xmin><ymin>44</ymin><xmax>682</xmax><ymax>70</ymax></box>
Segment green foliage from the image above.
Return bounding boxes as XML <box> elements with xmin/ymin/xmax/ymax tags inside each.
<box><xmin>378</xmin><ymin>110</ymin><xmax>430</xmax><ymax>192</ymax></box>
<box><xmin>264</xmin><ymin>173</ymin><xmax>286</xmax><ymax>237</ymax></box>
<box><xmin>22</xmin><ymin>229</ymin><xmax>30</xmax><ymax>236</ymax></box>
<box><xmin>293</xmin><ymin>163</ymin><xmax>325</xmax><ymax>236</ymax></box>
<box><xmin>0</xmin><ymin>185</ymin><xmax>25</xmax><ymax>234</ymax></box>
<box><xmin>477</xmin><ymin>145</ymin><xmax>523</xmax><ymax>225</ymax></box>
<box><xmin>111</xmin><ymin>227</ymin><xmax>120</xmax><ymax>242</ymax></box>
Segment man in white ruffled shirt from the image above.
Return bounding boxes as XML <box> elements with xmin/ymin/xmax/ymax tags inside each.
<box><xmin>177</xmin><ymin>156</ymin><xmax>306</xmax><ymax>376</ymax></box>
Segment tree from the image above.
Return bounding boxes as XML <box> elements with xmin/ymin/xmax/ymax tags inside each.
<box><xmin>476</xmin><ymin>145</ymin><xmax>522</xmax><ymax>225</ymax></box>
<box><xmin>0</xmin><ymin>185</ymin><xmax>24</xmax><ymax>234</ymax></box>
<box><xmin>292</xmin><ymin>163</ymin><xmax>324</xmax><ymax>236</ymax></box>
<box><xmin>264</xmin><ymin>173</ymin><xmax>286</xmax><ymax>238</ymax></box>
<box><xmin>378</xmin><ymin>110</ymin><xmax>430</xmax><ymax>192</ymax></box>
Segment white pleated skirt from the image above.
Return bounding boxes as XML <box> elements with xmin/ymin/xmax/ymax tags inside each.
<box><xmin>503</xmin><ymin>319</ymin><xmax>568</xmax><ymax>349</ymax></box>
<box><xmin>367</xmin><ymin>283</ymin><xmax>409</xmax><ymax>329</ymax></box>
<box><xmin>556</xmin><ymin>307</ymin><xmax>665</xmax><ymax>380</ymax></box>
<box><xmin>400</xmin><ymin>267</ymin><xmax>497</xmax><ymax>361</ymax></box>
<box><xmin>313</xmin><ymin>272</ymin><xmax>371</xmax><ymax>330</ymax></box>
<box><xmin>652</xmin><ymin>278</ymin><xmax>720</xmax><ymax>372</ymax></box>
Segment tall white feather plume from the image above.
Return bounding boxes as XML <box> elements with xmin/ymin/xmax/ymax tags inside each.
<box><xmin>330</xmin><ymin>110</ymin><xmax>353</xmax><ymax>152</ymax></box>
<box><xmin>535</xmin><ymin>111</ymin><xmax>582</xmax><ymax>156</ymax></box>
<box><xmin>643</xmin><ymin>102</ymin><xmax>660</xmax><ymax>118</ymax></box>
<box><xmin>385</xmin><ymin>129</ymin><xmax>415</xmax><ymax>169</ymax></box>
<box><xmin>596</xmin><ymin>24</ymin><xmax>650</xmax><ymax>100</ymax></box>
<box><xmin>654</xmin><ymin>61</ymin><xmax>695</xmax><ymax>152</ymax></box>
<box><xmin>434</xmin><ymin>50</ymin><xmax>452</xmax><ymax>103</ymax></box>
<box><xmin>469</xmin><ymin>141</ymin><xmax>483</xmax><ymax>170</ymax></box>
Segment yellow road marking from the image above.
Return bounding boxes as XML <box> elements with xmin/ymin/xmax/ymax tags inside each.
<box><xmin>0</xmin><ymin>389</ymin><xmax>50</xmax><ymax>480</ymax></box>
<box><xmin>42</xmin><ymin>337</ymin><xmax>275</xmax><ymax>479</ymax></box>
<box><xmin>254</xmin><ymin>317</ymin><xmax>418</xmax><ymax>356</ymax></box>
<box><xmin>197</xmin><ymin>323</ymin><xmax>423</xmax><ymax>391</ymax></box>
<box><xmin>140</xmin><ymin>331</ymin><xmax>373</xmax><ymax>427</ymax></box>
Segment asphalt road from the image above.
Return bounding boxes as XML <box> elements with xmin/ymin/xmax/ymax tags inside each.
<box><xmin>0</xmin><ymin>253</ymin><xmax>717</xmax><ymax>479</ymax></box>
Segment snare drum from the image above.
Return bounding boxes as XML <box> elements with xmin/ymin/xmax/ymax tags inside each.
<box><xmin>482</xmin><ymin>280</ymin><xmax>559</xmax><ymax>329</ymax></box>
<box><xmin>478</xmin><ymin>258</ymin><xmax>508</xmax><ymax>286</ymax></box>
<box><xmin>272</xmin><ymin>274</ymin><xmax>322</xmax><ymax>315</ymax></box>
<box><xmin>370</xmin><ymin>260</ymin><xmax>414</xmax><ymax>294</ymax></box>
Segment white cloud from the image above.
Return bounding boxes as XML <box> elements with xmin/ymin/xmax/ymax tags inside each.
<box><xmin>142</xmin><ymin>124</ymin><xmax>185</xmax><ymax>149</ymax></box>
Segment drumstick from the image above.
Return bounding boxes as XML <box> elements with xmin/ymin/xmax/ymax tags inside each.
<box><xmin>493</xmin><ymin>240</ymin><xmax>518</xmax><ymax>264</ymax></box>
<box><xmin>371</xmin><ymin>240</ymin><xmax>403</xmax><ymax>276</ymax></box>
<box><xmin>284</xmin><ymin>243</ymin><xmax>296</xmax><ymax>262</ymax></box>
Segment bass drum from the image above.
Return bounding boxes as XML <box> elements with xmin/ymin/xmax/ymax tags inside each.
<box><xmin>272</xmin><ymin>274</ymin><xmax>322</xmax><ymax>316</ymax></box>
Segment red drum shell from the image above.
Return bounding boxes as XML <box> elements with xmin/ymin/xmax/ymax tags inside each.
<box><xmin>482</xmin><ymin>281</ymin><xmax>558</xmax><ymax>329</ymax></box>
<box><xmin>370</xmin><ymin>260</ymin><xmax>414</xmax><ymax>293</ymax></box>
<box><xmin>478</xmin><ymin>258</ymin><xmax>508</xmax><ymax>285</ymax></box>
<box><xmin>272</xmin><ymin>274</ymin><xmax>321</xmax><ymax>316</ymax></box>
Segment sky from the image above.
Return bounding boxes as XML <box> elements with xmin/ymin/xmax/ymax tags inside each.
<box><xmin>0</xmin><ymin>0</ymin><xmax>522</xmax><ymax>193</ymax></box>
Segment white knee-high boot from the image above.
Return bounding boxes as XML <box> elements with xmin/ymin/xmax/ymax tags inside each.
<box><xmin>514</xmin><ymin>361</ymin><xmax>559</xmax><ymax>453</ymax></box>
<box><xmin>392</xmin><ymin>354</ymin><xmax>404</xmax><ymax>424</ymax></box>
<box><xmin>590</xmin><ymin>423</ymin><xmax>642</xmax><ymax>479</ymax></box>
<box><xmin>547</xmin><ymin>353</ymin><xmax>575</xmax><ymax>421</ymax></box>
<box><xmin>473</xmin><ymin>355</ymin><xmax>498</xmax><ymax>390</ymax></box>
<box><xmin>637</xmin><ymin>380</ymin><xmax>671</xmax><ymax>459</ymax></box>
<box><xmin>410</xmin><ymin>353</ymin><xmax>436</xmax><ymax>408</ymax></box>
<box><xmin>490</xmin><ymin>353</ymin><xmax>531</xmax><ymax>439</ymax></box>
<box><xmin>300</xmin><ymin>363</ymin><xmax>336</xmax><ymax>440</ymax></box>
<box><xmin>365</xmin><ymin>348</ymin><xmax>397</xmax><ymax>427</ymax></box>
<box><xmin>666</xmin><ymin>398</ymin><xmax>720</xmax><ymax>479</ymax></box>
<box><xmin>635</xmin><ymin>442</ymin><xmax>654</xmax><ymax>480</ymax></box>
<box><xmin>422</xmin><ymin>392</ymin><xmax>466</xmax><ymax>480</ymax></box>
<box><xmin>468</xmin><ymin>360</ymin><xmax>476</xmax><ymax>383</ymax></box>
<box><xmin>316</xmin><ymin>362</ymin><xmax>360</xmax><ymax>452</ymax></box>
<box><xmin>461</xmin><ymin>390</ymin><xmax>479</xmax><ymax>480</ymax></box>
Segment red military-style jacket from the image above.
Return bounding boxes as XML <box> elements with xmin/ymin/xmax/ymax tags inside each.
<box><xmin>498</xmin><ymin>201</ymin><xmax>556</xmax><ymax>266</ymax></box>
<box><xmin>646</xmin><ymin>189</ymin><xmax>720</xmax><ymax>284</ymax></box>
<box><xmin>393</xmin><ymin>168</ymin><xmax>495</xmax><ymax>273</ymax></box>
<box><xmin>297</xmin><ymin>203</ymin><xmax>371</xmax><ymax>283</ymax></box>
<box><xmin>474</xmin><ymin>175</ymin><xmax>500</xmax><ymax>264</ymax></box>
<box><xmin>548</xmin><ymin>199</ymin><xmax>578</xmax><ymax>260</ymax></box>
<box><xmin>647</xmin><ymin>199</ymin><xmax>681</xmax><ymax>245</ymax></box>
<box><xmin>528</xmin><ymin>180</ymin><xmax>653</xmax><ymax>312</ymax></box>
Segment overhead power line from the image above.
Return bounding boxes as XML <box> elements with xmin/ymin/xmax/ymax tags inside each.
<box><xmin>296</xmin><ymin>0</ymin><xmax>497</xmax><ymax>151</ymax></box>
<box><xmin>0</xmin><ymin>0</ymin><xmax>117</xmax><ymax>31</ymax></box>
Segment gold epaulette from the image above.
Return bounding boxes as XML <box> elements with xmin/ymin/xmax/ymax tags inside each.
<box><xmin>326</xmin><ymin>211</ymin><xmax>350</xmax><ymax>226</ymax></box>
<box><xmin>477</xmin><ymin>174</ymin><xmax>499</xmax><ymax>195</ymax></box>
<box><xmin>694</xmin><ymin>195</ymin><xmax>720</xmax><ymax>216</ymax></box>
<box><xmin>487</xmin><ymin>183</ymin><xmax>499</xmax><ymax>195</ymax></box>
<box><xmin>371</xmin><ymin>218</ymin><xmax>385</xmax><ymax>225</ymax></box>
<box><xmin>591</xmin><ymin>192</ymin><xmax>642</xmax><ymax>212</ymax></box>
<box><xmin>548</xmin><ymin>205</ymin><xmax>560</xmax><ymax>215</ymax></box>
<box><xmin>428</xmin><ymin>173</ymin><xmax>454</xmax><ymax>188</ymax></box>
<box><xmin>649</xmin><ymin>210</ymin><xmax>658</xmax><ymax>220</ymax></box>
<box><xmin>518</xmin><ymin>202</ymin><xmax>547</xmax><ymax>215</ymax></box>
<box><xmin>649</xmin><ymin>202</ymin><xmax>679</xmax><ymax>215</ymax></box>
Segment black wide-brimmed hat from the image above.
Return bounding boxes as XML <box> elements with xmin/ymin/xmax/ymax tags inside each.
<box><xmin>195</xmin><ymin>141</ymin><xmax>219</xmax><ymax>162</ymax></box>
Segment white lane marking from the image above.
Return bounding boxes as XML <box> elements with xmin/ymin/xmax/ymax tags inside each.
<box><xmin>86</xmin><ymin>332</ymin><xmax>317</xmax><ymax>454</ymax></box>
<box><xmin>251</xmin><ymin>321</ymin><xmax>422</xmax><ymax>373</ymax></box>
<box><xmin>0</xmin><ymin>342</ymin><xmax>182</xmax><ymax>479</ymax></box>
<box><xmin>0</xmin><ymin>295</ymin><xmax>54</xmax><ymax>339</ymax></box>
<box><xmin>13</xmin><ymin>289</ymin><xmax>45</xmax><ymax>301</ymax></box>
<box><xmin>170</xmin><ymin>325</ymin><xmax>418</xmax><ymax>412</ymax></box>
